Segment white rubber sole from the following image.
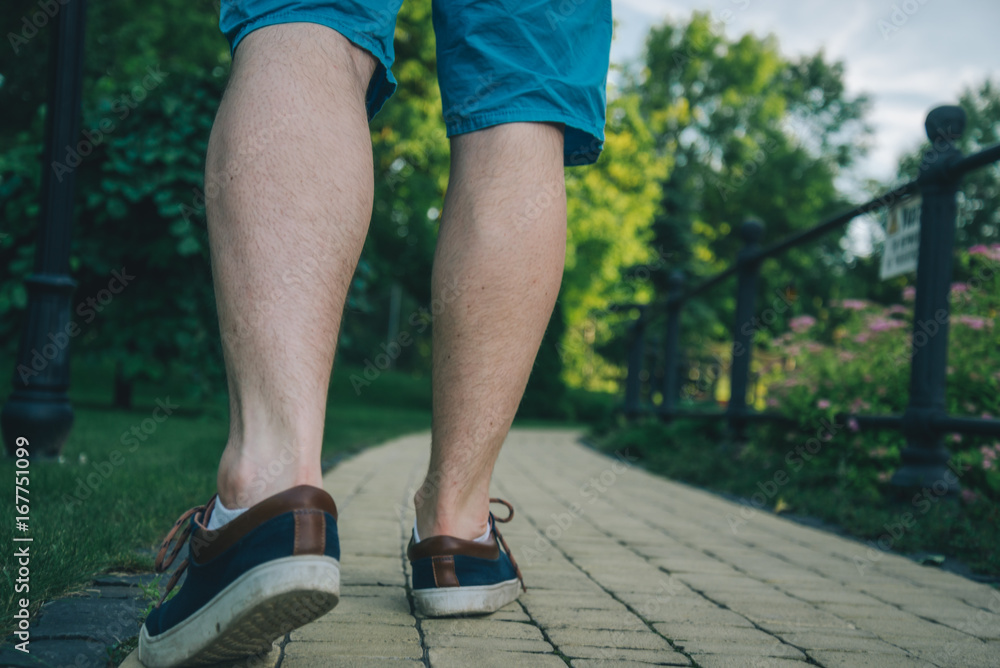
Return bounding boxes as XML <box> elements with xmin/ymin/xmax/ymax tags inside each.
<box><xmin>413</xmin><ymin>579</ymin><xmax>521</xmax><ymax>617</ymax></box>
<box><xmin>139</xmin><ymin>555</ymin><xmax>340</xmax><ymax>667</ymax></box>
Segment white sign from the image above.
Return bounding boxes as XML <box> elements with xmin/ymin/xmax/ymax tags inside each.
<box><xmin>880</xmin><ymin>195</ymin><xmax>921</xmax><ymax>280</ymax></box>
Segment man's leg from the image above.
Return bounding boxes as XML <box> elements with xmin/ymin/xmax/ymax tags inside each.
<box><xmin>207</xmin><ymin>24</ymin><xmax>376</xmax><ymax>509</ymax></box>
<box><xmin>414</xmin><ymin>122</ymin><xmax>567</xmax><ymax>541</ymax></box>
<box><xmin>140</xmin><ymin>24</ymin><xmax>379</xmax><ymax>666</ymax></box>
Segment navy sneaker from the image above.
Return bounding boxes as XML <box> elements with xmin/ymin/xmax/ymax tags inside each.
<box><xmin>139</xmin><ymin>485</ymin><xmax>340</xmax><ymax>667</ymax></box>
<box><xmin>407</xmin><ymin>498</ymin><xmax>526</xmax><ymax>617</ymax></box>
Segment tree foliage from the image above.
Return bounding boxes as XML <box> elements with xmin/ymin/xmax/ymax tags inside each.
<box><xmin>632</xmin><ymin>13</ymin><xmax>871</xmax><ymax>344</ymax></box>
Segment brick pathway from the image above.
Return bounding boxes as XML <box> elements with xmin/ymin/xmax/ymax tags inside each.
<box><xmin>123</xmin><ymin>429</ymin><xmax>1000</xmax><ymax>667</ymax></box>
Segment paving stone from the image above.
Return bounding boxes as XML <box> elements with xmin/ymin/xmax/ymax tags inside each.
<box><xmin>283</xmin><ymin>659</ymin><xmax>421</xmax><ymax>668</ymax></box>
<box><xmin>544</xmin><ymin>628</ymin><xmax>672</xmax><ymax>651</ymax></box>
<box><xmin>524</xmin><ymin>591</ymin><xmax>628</xmax><ymax>611</ymax></box>
<box><xmin>119</xmin><ymin>642</ymin><xmax>280</xmax><ymax>668</ymax></box>
<box><xmin>774</xmin><ymin>631</ymin><xmax>906</xmax><ymax>653</ymax></box>
<box><xmin>691</xmin><ymin>657</ymin><xmax>810</xmax><ymax>668</ymax></box>
<box><xmin>30</xmin><ymin>596</ymin><xmax>143</xmax><ymax>645</ymax></box>
<box><xmin>530</xmin><ymin>607</ymin><xmax>648</xmax><ymax>631</ymax></box>
<box><xmin>558</xmin><ymin>645</ymin><xmax>690</xmax><ymax>664</ymax></box>
<box><xmin>421</xmin><ymin>619</ymin><xmax>544</xmax><ymax>640</ymax></box>
<box><xmin>677</xmin><ymin>642</ymin><xmax>806</xmax><ymax>659</ymax></box>
<box><xmin>0</xmin><ymin>639</ymin><xmax>110</xmax><ymax>668</ymax></box>
<box><xmin>906</xmin><ymin>642</ymin><xmax>1000</xmax><ymax>668</ymax></box>
<box><xmin>422</xmin><ymin>635</ymin><xmax>553</xmax><ymax>652</ymax></box>
<box><xmin>428</xmin><ymin>648</ymin><xmax>566</xmax><ymax>667</ymax></box>
<box><xmin>289</xmin><ymin>621</ymin><xmax>421</xmax><ymax>647</ymax></box>
<box><xmin>805</xmin><ymin>650</ymin><xmax>938</xmax><ymax>667</ymax></box>
<box><xmin>652</xmin><ymin>623</ymin><xmax>781</xmax><ymax>644</ymax></box>
<box><xmin>284</xmin><ymin>638</ymin><xmax>422</xmax><ymax>659</ymax></box>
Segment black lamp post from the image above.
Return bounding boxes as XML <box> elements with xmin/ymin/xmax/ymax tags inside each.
<box><xmin>1</xmin><ymin>0</ymin><xmax>87</xmax><ymax>457</ymax></box>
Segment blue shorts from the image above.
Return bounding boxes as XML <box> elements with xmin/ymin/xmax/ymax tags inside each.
<box><xmin>219</xmin><ymin>0</ymin><xmax>612</xmax><ymax>166</ymax></box>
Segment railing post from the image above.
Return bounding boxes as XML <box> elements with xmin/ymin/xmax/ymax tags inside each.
<box><xmin>727</xmin><ymin>220</ymin><xmax>765</xmax><ymax>440</ymax></box>
<box><xmin>659</xmin><ymin>271</ymin><xmax>685</xmax><ymax>421</ymax></box>
<box><xmin>892</xmin><ymin>106</ymin><xmax>966</xmax><ymax>491</ymax></box>
<box><xmin>1</xmin><ymin>0</ymin><xmax>87</xmax><ymax>458</ymax></box>
<box><xmin>623</xmin><ymin>305</ymin><xmax>648</xmax><ymax>419</ymax></box>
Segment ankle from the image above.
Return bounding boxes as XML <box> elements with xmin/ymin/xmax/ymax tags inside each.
<box><xmin>217</xmin><ymin>442</ymin><xmax>322</xmax><ymax>508</ymax></box>
<box><xmin>413</xmin><ymin>490</ymin><xmax>490</xmax><ymax>542</ymax></box>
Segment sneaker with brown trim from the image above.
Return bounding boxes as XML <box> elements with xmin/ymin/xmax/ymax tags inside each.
<box><xmin>406</xmin><ymin>498</ymin><xmax>526</xmax><ymax>617</ymax></box>
<box><xmin>139</xmin><ymin>485</ymin><xmax>340</xmax><ymax>667</ymax></box>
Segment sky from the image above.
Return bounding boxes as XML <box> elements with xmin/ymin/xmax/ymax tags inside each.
<box><xmin>610</xmin><ymin>0</ymin><xmax>1000</xmax><ymax>192</ymax></box>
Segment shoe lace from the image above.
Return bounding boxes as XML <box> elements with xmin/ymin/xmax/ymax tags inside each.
<box><xmin>489</xmin><ymin>498</ymin><xmax>525</xmax><ymax>592</ymax></box>
<box><xmin>153</xmin><ymin>497</ymin><xmax>216</xmax><ymax>608</ymax></box>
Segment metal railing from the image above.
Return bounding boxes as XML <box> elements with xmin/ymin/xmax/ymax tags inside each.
<box><xmin>619</xmin><ymin>105</ymin><xmax>1000</xmax><ymax>490</ymax></box>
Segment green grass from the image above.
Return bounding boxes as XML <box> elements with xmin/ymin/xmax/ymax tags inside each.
<box><xmin>0</xmin><ymin>359</ymin><xmax>435</xmax><ymax>634</ymax></box>
<box><xmin>593</xmin><ymin>418</ymin><xmax>1000</xmax><ymax>581</ymax></box>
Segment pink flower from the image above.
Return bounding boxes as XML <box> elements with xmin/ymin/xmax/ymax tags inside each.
<box><xmin>886</xmin><ymin>305</ymin><xmax>909</xmax><ymax>315</ymax></box>
<box><xmin>950</xmin><ymin>282</ymin><xmax>969</xmax><ymax>294</ymax></box>
<box><xmin>817</xmin><ymin>399</ymin><xmax>831</xmax><ymax>409</ymax></box>
<box><xmin>949</xmin><ymin>433</ymin><xmax>963</xmax><ymax>444</ymax></box>
<box><xmin>789</xmin><ymin>315</ymin><xmax>817</xmax><ymax>333</ymax></box>
<box><xmin>968</xmin><ymin>244</ymin><xmax>1000</xmax><ymax>261</ymax></box>
<box><xmin>834</xmin><ymin>299</ymin><xmax>868</xmax><ymax>310</ymax></box>
<box><xmin>877</xmin><ymin>471</ymin><xmax>891</xmax><ymax>482</ymax></box>
<box><xmin>903</xmin><ymin>286</ymin><xmax>916</xmax><ymax>302</ymax></box>
<box><xmin>854</xmin><ymin>333</ymin><xmax>870</xmax><ymax>344</ymax></box>
<box><xmin>985</xmin><ymin>459</ymin><xmax>995</xmax><ymax>471</ymax></box>
<box><xmin>869</xmin><ymin>317</ymin><xmax>906</xmax><ymax>332</ymax></box>
<box><xmin>850</xmin><ymin>398</ymin><xmax>871</xmax><ymax>412</ymax></box>
<box><xmin>960</xmin><ymin>489</ymin><xmax>979</xmax><ymax>504</ymax></box>
<box><xmin>766</xmin><ymin>398</ymin><xmax>779</xmax><ymax>408</ymax></box>
<box><xmin>848</xmin><ymin>418</ymin><xmax>859</xmax><ymax>432</ymax></box>
<box><xmin>954</xmin><ymin>315</ymin><xmax>991</xmax><ymax>330</ymax></box>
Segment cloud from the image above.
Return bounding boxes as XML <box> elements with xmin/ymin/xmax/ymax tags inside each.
<box><xmin>611</xmin><ymin>0</ymin><xmax>1000</xmax><ymax>186</ymax></box>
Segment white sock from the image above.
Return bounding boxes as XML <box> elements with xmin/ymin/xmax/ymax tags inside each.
<box><xmin>413</xmin><ymin>518</ymin><xmax>491</xmax><ymax>544</ymax></box>
<box><xmin>207</xmin><ymin>496</ymin><xmax>247</xmax><ymax>531</ymax></box>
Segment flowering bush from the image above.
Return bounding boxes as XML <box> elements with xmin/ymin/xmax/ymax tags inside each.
<box><xmin>761</xmin><ymin>245</ymin><xmax>1000</xmax><ymax>498</ymax></box>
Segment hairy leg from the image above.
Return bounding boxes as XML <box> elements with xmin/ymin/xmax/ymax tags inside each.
<box><xmin>415</xmin><ymin>123</ymin><xmax>567</xmax><ymax>540</ymax></box>
<box><xmin>207</xmin><ymin>24</ymin><xmax>376</xmax><ymax>508</ymax></box>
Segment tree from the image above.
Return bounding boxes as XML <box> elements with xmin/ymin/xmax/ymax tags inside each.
<box><xmin>629</xmin><ymin>12</ymin><xmax>872</xmax><ymax>343</ymax></box>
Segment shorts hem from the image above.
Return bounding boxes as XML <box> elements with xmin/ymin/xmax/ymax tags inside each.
<box><xmin>445</xmin><ymin>109</ymin><xmax>605</xmax><ymax>167</ymax></box>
